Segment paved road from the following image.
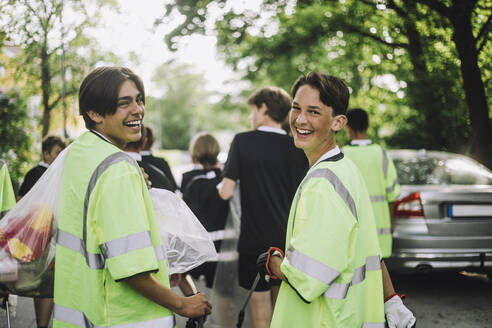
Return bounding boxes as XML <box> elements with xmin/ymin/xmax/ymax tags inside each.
<box><xmin>390</xmin><ymin>271</ymin><xmax>492</xmax><ymax>328</ymax></box>
<box><xmin>0</xmin><ymin>271</ymin><xmax>490</xmax><ymax>328</ymax></box>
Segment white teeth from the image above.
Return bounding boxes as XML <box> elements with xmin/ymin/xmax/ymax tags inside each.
<box><xmin>296</xmin><ymin>128</ymin><xmax>312</xmax><ymax>135</ymax></box>
<box><xmin>125</xmin><ymin>120</ymin><xmax>141</xmax><ymax>127</ymax></box>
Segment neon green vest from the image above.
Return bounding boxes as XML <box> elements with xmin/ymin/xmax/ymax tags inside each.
<box><xmin>0</xmin><ymin>160</ymin><xmax>16</xmax><ymax>218</ymax></box>
<box><xmin>53</xmin><ymin>132</ymin><xmax>173</xmax><ymax>328</ymax></box>
<box><xmin>342</xmin><ymin>144</ymin><xmax>400</xmax><ymax>258</ymax></box>
<box><xmin>271</xmin><ymin>156</ymin><xmax>384</xmax><ymax>328</ymax></box>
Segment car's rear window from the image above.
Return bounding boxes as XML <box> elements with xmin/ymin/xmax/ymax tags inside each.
<box><xmin>394</xmin><ymin>156</ymin><xmax>492</xmax><ymax>185</ymax></box>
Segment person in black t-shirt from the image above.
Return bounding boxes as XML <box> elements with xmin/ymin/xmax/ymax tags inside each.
<box><xmin>18</xmin><ymin>135</ymin><xmax>67</xmax><ymax>198</ymax></box>
<box><xmin>17</xmin><ymin>134</ymin><xmax>66</xmax><ymax>328</ymax></box>
<box><xmin>182</xmin><ymin>133</ymin><xmax>229</xmax><ymax>288</ymax></box>
<box><xmin>140</xmin><ymin>126</ymin><xmax>179</xmax><ymax>192</ymax></box>
<box><xmin>219</xmin><ymin>87</ymin><xmax>308</xmax><ymax>328</ymax></box>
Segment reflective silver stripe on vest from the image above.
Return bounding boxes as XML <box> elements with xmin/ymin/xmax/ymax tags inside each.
<box><xmin>362</xmin><ymin>323</ymin><xmax>385</xmax><ymax>328</ymax></box>
<box><xmin>299</xmin><ymin>168</ymin><xmax>358</xmax><ymax>221</ymax></box>
<box><xmin>81</xmin><ymin>152</ymin><xmax>141</xmax><ymax>267</ymax></box>
<box><xmin>57</xmin><ymin>229</ymin><xmax>105</xmax><ymax>269</ymax></box>
<box><xmin>323</xmin><ymin>255</ymin><xmax>381</xmax><ymax>299</ymax></box>
<box><xmin>100</xmin><ymin>230</ymin><xmax>153</xmax><ymax>259</ymax></box>
<box><xmin>370</xmin><ymin>195</ymin><xmax>386</xmax><ymax>203</ymax></box>
<box><xmin>57</xmin><ymin>229</ymin><xmax>164</xmax><ymax>269</ymax></box>
<box><xmin>386</xmin><ymin>179</ymin><xmax>397</xmax><ymax>193</ymax></box>
<box><xmin>377</xmin><ymin>228</ymin><xmax>391</xmax><ymax>235</ymax></box>
<box><xmin>382</xmin><ymin>148</ymin><xmax>388</xmax><ymax>178</ymax></box>
<box><xmin>287</xmin><ymin>245</ymin><xmax>340</xmax><ymax>285</ymax></box>
<box><xmin>54</xmin><ymin>304</ymin><xmax>174</xmax><ymax>327</ymax></box>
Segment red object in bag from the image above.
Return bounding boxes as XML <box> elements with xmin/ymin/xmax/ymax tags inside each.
<box><xmin>0</xmin><ymin>203</ymin><xmax>54</xmax><ymax>263</ymax></box>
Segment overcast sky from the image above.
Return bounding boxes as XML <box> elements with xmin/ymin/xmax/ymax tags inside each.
<box><xmin>89</xmin><ymin>0</ymin><xmax>240</xmax><ymax>97</ymax></box>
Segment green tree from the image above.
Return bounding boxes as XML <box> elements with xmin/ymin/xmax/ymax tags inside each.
<box><xmin>145</xmin><ymin>61</ymin><xmax>249</xmax><ymax>149</ymax></box>
<box><xmin>145</xmin><ymin>61</ymin><xmax>213</xmax><ymax>150</ymax></box>
<box><xmin>0</xmin><ymin>88</ymin><xmax>34</xmax><ymax>190</ymax></box>
<box><xmin>160</xmin><ymin>0</ymin><xmax>491</xmax><ymax>167</ymax></box>
<box><xmin>0</xmin><ymin>0</ymin><xmax>117</xmax><ymax>137</ymax></box>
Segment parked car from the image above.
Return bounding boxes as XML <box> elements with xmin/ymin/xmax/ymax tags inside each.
<box><xmin>386</xmin><ymin>149</ymin><xmax>492</xmax><ymax>279</ymax></box>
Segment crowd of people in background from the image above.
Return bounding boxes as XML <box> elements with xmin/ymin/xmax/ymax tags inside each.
<box><xmin>0</xmin><ymin>66</ymin><xmax>416</xmax><ymax>328</ymax></box>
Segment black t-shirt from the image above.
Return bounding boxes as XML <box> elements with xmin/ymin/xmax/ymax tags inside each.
<box><xmin>18</xmin><ymin>164</ymin><xmax>47</xmax><ymax>197</ymax></box>
<box><xmin>223</xmin><ymin>129</ymin><xmax>309</xmax><ymax>254</ymax></box>
<box><xmin>141</xmin><ymin>154</ymin><xmax>178</xmax><ymax>191</ymax></box>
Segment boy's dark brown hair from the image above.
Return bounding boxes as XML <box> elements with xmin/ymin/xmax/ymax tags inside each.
<box><xmin>79</xmin><ymin>66</ymin><xmax>145</xmax><ymax>129</ymax></box>
<box><xmin>291</xmin><ymin>72</ymin><xmax>349</xmax><ymax>116</ymax></box>
<box><xmin>248</xmin><ymin>86</ymin><xmax>291</xmax><ymax>123</ymax></box>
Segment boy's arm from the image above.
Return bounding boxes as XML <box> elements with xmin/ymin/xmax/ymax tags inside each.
<box><xmin>218</xmin><ymin>177</ymin><xmax>236</xmax><ymax>200</ymax></box>
<box><xmin>125</xmin><ymin>273</ymin><xmax>211</xmax><ymax>318</ymax></box>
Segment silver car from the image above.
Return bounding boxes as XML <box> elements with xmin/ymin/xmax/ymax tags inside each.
<box><xmin>386</xmin><ymin>149</ymin><xmax>492</xmax><ymax>278</ymax></box>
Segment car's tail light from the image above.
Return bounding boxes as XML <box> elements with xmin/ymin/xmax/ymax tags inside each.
<box><xmin>392</xmin><ymin>192</ymin><xmax>424</xmax><ymax>218</ymax></box>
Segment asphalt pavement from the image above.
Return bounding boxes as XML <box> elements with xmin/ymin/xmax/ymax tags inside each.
<box><xmin>0</xmin><ymin>271</ymin><xmax>490</xmax><ymax>328</ymax></box>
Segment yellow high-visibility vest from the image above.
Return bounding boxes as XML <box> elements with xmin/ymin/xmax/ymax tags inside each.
<box><xmin>0</xmin><ymin>160</ymin><xmax>16</xmax><ymax>218</ymax></box>
<box><xmin>271</xmin><ymin>156</ymin><xmax>385</xmax><ymax>327</ymax></box>
<box><xmin>343</xmin><ymin>143</ymin><xmax>400</xmax><ymax>258</ymax></box>
<box><xmin>54</xmin><ymin>132</ymin><xmax>173</xmax><ymax>328</ymax></box>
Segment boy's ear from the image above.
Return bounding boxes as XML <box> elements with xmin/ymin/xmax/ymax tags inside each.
<box><xmin>259</xmin><ymin>103</ymin><xmax>268</xmax><ymax>114</ymax></box>
<box><xmin>87</xmin><ymin>110</ymin><xmax>103</xmax><ymax>124</ymax></box>
<box><xmin>332</xmin><ymin>114</ymin><xmax>347</xmax><ymax>132</ymax></box>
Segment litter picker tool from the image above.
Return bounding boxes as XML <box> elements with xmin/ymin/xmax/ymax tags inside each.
<box><xmin>236</xmin><ymin>272</ymin><xmax>261</xmax><ymax>328</ymax></box>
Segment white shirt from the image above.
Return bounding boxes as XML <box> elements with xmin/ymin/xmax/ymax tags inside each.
<box><xmin>257</xmin><ymin>126</ymin><xmax>287</xmax><ymax>135</ymax></box>
<box><xmin>350</xmin><ymin>139</ymin><xmax>372</xmax><ymax>146</ymax></box>
<box><xmin>312</xmin><ymin>146</ymin><xmax>342</xmax><ymax>168</ymax></box>
<box><xmin>125</xmin><ymin>151</ymin><xmax>142</xmax><ymax>161</ymax></box>
<box><xmin>91</xmin><ymin>130</ymin><xmax>113</xmax><ymax>144</ymax></box>
<box><xmin>39</xmin><ymin>161</ymin><xmax>49</xmax><ymax>168</ymax></box>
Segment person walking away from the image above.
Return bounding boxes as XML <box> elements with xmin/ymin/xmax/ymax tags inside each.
<box><xmin>261</xmin><ymin>72</ymin><xmax>415</xmax><ymax>327</ymax></box>
<box><xmin>53</xmin><ymin>66</ymin><xmax>211</xmax><ymax>328</ymax></box>
<box><xmin>342</xmin><ymin>108</ymin><xmax>400</xmax><ymax>259</ymax></box>
<box><xmin>182</xmin><ymin>133</ymin><xmax>229</xmax><ymax>289</ymax></box>
<box><xmin>219</xmin><ymin>87</ymin><xmax>308</xmax><ymax>328</ymax></box>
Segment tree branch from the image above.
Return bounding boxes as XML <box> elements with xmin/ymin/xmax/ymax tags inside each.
<box><xmin>386</xmin><ymin>0</ymin><xmax>408</xmax><ymax>18</ymax></box>
<box><xmin>348</xmin><ymin>26</ymin><xmax>408</xmax><ymax>48</ymax></box>
<box><xmin>476</xmin><ymin>13</ymin><xmax>491</xmax><ymax>54</ymax></box>
<box><xmin>417</xmin><ymin>0</ymin><xmax>451</xmax><ymax>17</ymax></box>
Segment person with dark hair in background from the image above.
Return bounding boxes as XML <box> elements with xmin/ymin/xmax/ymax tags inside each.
<box><xmin>343</xmin><ymin>108</ymin><xmax>400</xmax><ymax>259</ymax></box>
<box><xmin>125</xmin><ymin>125</ymin><xmax>174</xmax><ymax>191</ymax></box>
<box><xmin>18</xmin><ymin>135</ymin><xmax>67</xmax><ymax>198</ymax></box>
<box><xmin>219</xmin><ymin>86</ymin><xmax>309</xmax><ymax>328</ymax></box>
<box><xmin>53</xmin><ymin>66</ymin><xmax>211</xmax><ymax>328</ymax></box>
<box><xmin>141</xmin><ymin>126</ymin><xmax>179</xmax><ymax>192</ymax></box>
<box><xmin>17</xmin><ymin>134</ymin><xmax>66</xmax><ymax>328</ymax></box>
<box><xmin>181</xmin><ymin>132</ymin><xmax>229</xmax><ymax>289</ymax></box>
<box><xmin>259</xmin><ymin>72</ymin><xmax>415</xmax><ymax>327</ymax></box>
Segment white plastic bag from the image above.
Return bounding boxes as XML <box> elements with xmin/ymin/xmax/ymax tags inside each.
<box><xmin>150</xmin><ymin>188</ymin><xmax>218</xmax><ymax>275</ymax></box>
<box><xmin>0</xmin><ymin>146</ymin><xmax>70</xmax><ymax>297</ymax></box>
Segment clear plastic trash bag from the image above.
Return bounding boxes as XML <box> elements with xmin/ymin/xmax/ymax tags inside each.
<box><xmin>149</xmin><ymin>188</ymin><xmax>218</xmax><ymax>275</ymax></box>
<box><xmin>0</xmin><ymin>146</ymin><xmax>70</xmax><ymax>297</ymax></box>
<box><xmin>204</xmin><ymin>186</ymin><xmax>251</xmax><ymax>328</ymax></box>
